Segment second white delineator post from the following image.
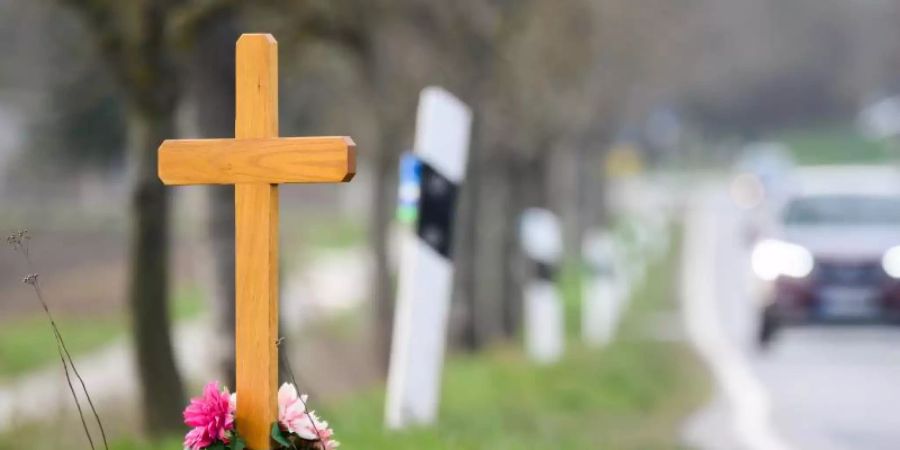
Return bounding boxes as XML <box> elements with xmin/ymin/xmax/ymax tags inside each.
<box><xmin>582</xmin><ymin>230</ymin><xmax>621</xmax><ymax>346</ymax></box>
<box><xmin>385</xmin><ymin>87</ymin><xmax>472</xmax><ymax>429</ymax></box>
<box><xmin>520</xmin><ymin>208</ymin><xmax>565</xmax><ymax>364</ymax></box>
<box><xmin>524</xmin><ymin>280</ymin><xmax>565</xmax><ymax>364</ymax></box>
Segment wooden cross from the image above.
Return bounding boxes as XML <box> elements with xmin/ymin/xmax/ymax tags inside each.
<box><xmin>158</xmin><ymin>33</ymin><xmax>356</xmax><ymax>449</ymax></box>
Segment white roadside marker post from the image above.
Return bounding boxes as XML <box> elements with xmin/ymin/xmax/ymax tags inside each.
<box><xmin>520</xmin><ymin>208</ymin><xmax>565</xmax><ymax>364</ymax></box>
<box><xmin>582</xmin><ymin>230</ymin><xmax>621</xmax><ymax>347</ymax></box>
<box><xmin>385</xmin><ymin>87</ymin><xmax>472</xmax><ymax>429</ymax></box>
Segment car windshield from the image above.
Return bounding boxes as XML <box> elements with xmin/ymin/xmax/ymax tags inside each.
<box><xmin>784</xmin><ymin>195</ymin><xmax>900</xmax><ymax>226</ymax></box>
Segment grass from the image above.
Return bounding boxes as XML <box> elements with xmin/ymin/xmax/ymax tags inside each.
<box><xmin>0</xmin><ymin>316</ymin><xmax>122</xmax><ymax>379</ymax></box>
<box><xmin>2</xmin><ymin>227</ymin><xmax>708</xmax><ymax>449</ymax></box>
<box><xmin>314</xmin><ymin>229</ymin><xmax>706</xmax><ymax>449</ymax></box>
<box><xmin>322</xmin><ymin>346</ymin><xmax>704</xmax><ymax>449</ymax></box>
<box><xmin>302</xmin><ymin>219</ymin><xmax>366</xmax><ymax>251</ymax></box>
<box><xmin>774</xmin><ymin>125</ymin><xmax>894</xmax><ymax>166</ymax></box>
<box><xmin>99</xmin><ymin>437</ymin><xmax>186</xmax><ymax>450</ymax></box>
<box><xmin>559</xmin><ymin>258</ymin><xmax>587</xmax><ymax>338</ymax></box>
<box><xmin>283</xmin><ymin>214</ymin><xmax>367</xmax><ymax>254</ymax></box>
<box><xmin>0</xmin><ymin>285</ymin><xmax>205</xmax><ymax>380</ymax></box>
<box><xmin>0</xmin><ymin>426</ymin><xmax>186</xmax><ymax>450</ymax></box>
<box><xmin>135</xmin><ymin>231</ymin><xmax>698</xmax><ymax>449</ymax></box>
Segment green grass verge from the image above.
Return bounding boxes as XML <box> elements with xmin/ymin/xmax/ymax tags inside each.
<box><xmin>0</xmin><ymin>316</ymin><xmax>121</xmax><ymax>379</ymax></box>
<box><xmin>0</xmin><ymin>285</ymin><xmax>205</xmax><ymax>379</ymax></box>
<box><xmin>0</xmin><ymin>427</ymin><xmax>185</xmax><ymax>450</ymax></box>
<box><xmin>323</xmin><ymin>347</ymin><xmax>704</xmax><ymax>449</ymax></box>
<box><xmin>775</xmin><ymin>126</ymin><xmax>894</xmax><ymax>166</ymax></box>
<box><xmin>3</xmin><ymin>226</ymin><xmax>707</xmax><ymax>449</ymax></box>
<box><xmin>320</xmin><ymin>231</ymin><xmax>701</xmax><ymax>449</ymax></box>
<box><xmin>317</xmin><ymin>226</ymin><xmax>704</xmax><ymax>449</ymax></box>
<box><xmin>75</xmin><ymin>437</ymin><xmax>186</xmax><ymax>450</ymax></box>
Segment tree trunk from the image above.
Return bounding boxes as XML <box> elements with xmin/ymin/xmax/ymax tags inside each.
<box><xmin>557</xmin><ymin>143</ymin><xmax>584</xmax><ymax>265</ymax></box>
<box><xmin>188</xmin><ymin>11</ymin><xmax>239</xmax><ymax>389</ymax></box>
<box><xmin>502</xmin><ymin>156</ymin><xmax>542</xmax><ymax>338</ymax></box>
<box><xmin>500</xmin><ymin>158</ymin><xmax>523</xmax><ymax>339</ymax></box>
<box><xmin>56</xmin><ymin>0</ymin><xmax>191</xmax><ymax>437</ymax></box>
<box><xmin>372</xmin><ymin>135</ymin><xmax>400</xmax><ymax>374</ymax></box>
<box><xmin>452</xmin><ymin>150</ymin><xmax>480</xmax><ymax>351</ymax></box>
<box><xmin>472</xmin><ymin>154</ymin><xmax>508</xmax><ymax>346</ymax></box>
<box><xmin>209</xmin><ymin>185</ymin><xmax>237</xmax><ymax>386</ymax></box>
<box><xmin>127</xmin><ymin>108</ymin><xmax>186</xmax><ymax>435</ymax></box>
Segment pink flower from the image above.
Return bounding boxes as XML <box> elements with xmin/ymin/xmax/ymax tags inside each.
<box><xmin>278</xmin><ymin>383</ymin><xmax>309</xmax><ymax>434</ymax></box>
<box><xmin>296</xmin><ymin>410</ymin><xmax>339</xmax><ymax>449</ymax></box>
<box><xmin>183</xmin><ymin>381</ymin><xmax>235</xmax><ymax>450</ymax></box>
<box><xmin>278</xmin><ymin>383</ymin><xmax>339</xmax><ymax>448</ymax></box>
<box><xmin>183</xmin><ymin>427</ymin><xmax>210</xmax><ymax>450</ymax></box>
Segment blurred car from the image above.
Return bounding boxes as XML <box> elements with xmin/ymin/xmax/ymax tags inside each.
<box><xmin>754</xmin><ymin>165</ymin><xmax>900</xmax><ymax>344</ymax></box>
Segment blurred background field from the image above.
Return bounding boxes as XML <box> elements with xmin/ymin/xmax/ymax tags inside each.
<box><xmin>3</xmin><ymin>0</ymin><xmax>900</xmax><ymax>448</ymax></box>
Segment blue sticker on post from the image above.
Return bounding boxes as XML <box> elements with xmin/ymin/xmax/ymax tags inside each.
<box><xmin>397</xmin><ymin>152</ymin><xmax>422</xmax><ymax>224</ymax></box>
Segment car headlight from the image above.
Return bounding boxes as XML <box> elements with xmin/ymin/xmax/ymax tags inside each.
<box><xmin>751</xmin><ymin>239</ymin><xmax>814</xmax><ymax>281</ymax></box>
<box><xmin>882</xmin><ymin>246</ymin><xmax>900</xmax><ymax>278</ymax></box>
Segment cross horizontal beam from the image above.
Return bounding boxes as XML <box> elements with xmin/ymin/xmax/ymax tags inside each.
<box><xmin>158</xmin><ymin>136</ymin><xmax>356</xmax><ymax>185</ymax></box>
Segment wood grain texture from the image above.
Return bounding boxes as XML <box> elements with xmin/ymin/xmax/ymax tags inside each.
<box><xmin>158</xmin><ymin>136</ymin><xmax>356</xmax><ymax>185</ymax></box>
<box><xmin>235</xmin><ymin>183</ymin><xmax>278</xmax><ymax>450</ymax></box>
<box><xmin>234</xmin><ymin>33</ymin><xmax>279</xmax><ymax>450</ymax></box>
<box><xmin>236</xmin><ymin>33</ymin><xmax>278</xmax><ymax>139</ymax></box>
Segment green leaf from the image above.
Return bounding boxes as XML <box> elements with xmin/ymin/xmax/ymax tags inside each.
<box><xmin>207</xmin><ymin>443</ymin><xmax>226</xmax><ymax>450</ymax></box>
<box><xmin>230</xmin><ymin>436</ymin><xmax>246</xmax><ymax>450</ymax></box>
<box><xmin>271</xmin><ymin>422</ymin><xmax>293</xmax><ymax>448</ymax></box>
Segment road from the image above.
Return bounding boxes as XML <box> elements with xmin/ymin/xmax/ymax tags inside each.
<box><xmin>682</xmin><ymin>185</ymin><xmax>900</xmax><ymax>450</ymax></box>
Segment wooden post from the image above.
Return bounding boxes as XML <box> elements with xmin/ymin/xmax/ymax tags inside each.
<box><xmin>234</xmin><ymin>33</ymin><xmax>280</xmax><ymax>450</ymax></box>
<box><xmin>157</xmin><ymin>33</ymin><xmax>356</xmax><ymax>449</ymax></box>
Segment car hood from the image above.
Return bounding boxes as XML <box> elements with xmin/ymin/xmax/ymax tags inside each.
<box><xmin>783</xmin><ymin>226</ymin><xmax>900</xmax><ymax>260</ymax></box>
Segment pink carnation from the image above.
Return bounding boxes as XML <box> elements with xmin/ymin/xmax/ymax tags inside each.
<box><xmin>183</xmin><ymin>381</ymin><xmax>235</xmax><ymax>450</ymax></box>
<box><xmin>278</xmin><ymin>383</ymin><xmax>339</xmax><ymax>448</ymax></box>
<box><xmin>297</xmin><ymin>410</ymin><xmax>339</xmax><ymax>449</ymax></box>
<box><xmin>278</xmin><ymin>382</ymin><xmax>309</xmax><ymax>434</ymax></box>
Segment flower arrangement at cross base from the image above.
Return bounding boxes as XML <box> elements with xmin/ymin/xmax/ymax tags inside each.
<box><xmin>183</xmin><ymin>381</ymin><xmax>339</xmax><ymax>450</ymax></box>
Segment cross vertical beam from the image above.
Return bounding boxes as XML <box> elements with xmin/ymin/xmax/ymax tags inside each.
<box><xmin>158</xmin><ymin>31</ymin><xmax>356</xmax><ymax>450</ymax></box>
<box><xmin>234</xmin><ymin>33</ymin><xmax>279</xmax><ymax>450</ymax></box>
